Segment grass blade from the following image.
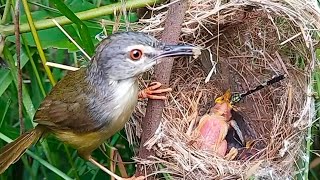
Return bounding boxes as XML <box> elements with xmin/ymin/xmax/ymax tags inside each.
<box><xmin>21</xmin><ymin>0</ymin><xmax>56</xmax><ymax>86</ymax></box>
<box><xmin>3</xmin><ymin>46</ymin><xmax>36</xmax><ymax>120</ymax></box>
<box><xmin>21</xmin><ymin>35</ymin><xmax>46</xmax><ymax>97</ymax></box>
<box><xmin>51</xmin><ymin>0</ymin><xmax>94</xmax><ymax>55</ymax></box>
<box><xmin>0</xmin><ymin>0</ymin><xmax>159</xmax><ymax>36</ymax></box>
<box><xmin>0</xmin><ymin>132</ymin><xmax>72</xmax><ymax>180</ymax></box>
<box><xmin>0</xmin><ymin>99</ymin><xmax>11</xmax><ymax>129</ymax></box>
<box><xmin>0</xmin><ymin>70</ymin><xmax>11</xmax><ymax>97</ymax></box>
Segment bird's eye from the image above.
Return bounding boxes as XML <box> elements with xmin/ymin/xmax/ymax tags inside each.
<box><xmin>129</xmin><ymin>49</ymin><xmax>143</xmax><ymax>60</ymax></box>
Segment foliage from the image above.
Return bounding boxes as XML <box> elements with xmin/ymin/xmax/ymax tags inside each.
<box><xmin>310</xmin><ymin>49</ymin><xmax>320</xmax><ymax>180</ymax></box>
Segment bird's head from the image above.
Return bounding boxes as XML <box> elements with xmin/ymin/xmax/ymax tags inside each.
<box><xmin>210</xmin><ymin>89</ymin><xmax>233</xmax><ymax>120</ymax></box>
<box><xmin>89</xmin><ymin>32</ymin><xmax>199</xmax><ymax>81</ymax></box>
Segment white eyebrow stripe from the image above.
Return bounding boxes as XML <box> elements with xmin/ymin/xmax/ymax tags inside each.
<box><xmin>126</xmin><ymin>45</ymin><xmax>154</xmax><ymax>54</ymax></box>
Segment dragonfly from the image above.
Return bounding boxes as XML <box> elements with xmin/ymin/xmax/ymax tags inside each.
<box><xmin>231</xmin><ymin>74</ymin><xmax>285</xmax><ymax>104</ymax></box>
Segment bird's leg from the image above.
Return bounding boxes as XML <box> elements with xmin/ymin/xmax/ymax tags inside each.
<box><xmin>88</xmin><ymin>157</ymin><xmax>145</xmax><ymax>180</ymax></box>
<box><xmin>229</xmin><ymin>120</ymin><xmax>245</xmax><ymax>145</ymax></box>
<box><xmin>138</xmin><ymin>82</ymin><xmax>172</xmax><ymax>100</ymax></box>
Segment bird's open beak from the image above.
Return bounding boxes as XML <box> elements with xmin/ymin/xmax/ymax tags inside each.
<box><xmin>155</xmin><ymin>44</ymin><xmax>201</xmax><ymax>59</ymax></box>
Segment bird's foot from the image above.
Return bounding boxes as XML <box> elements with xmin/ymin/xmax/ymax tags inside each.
<box><xmin>138</xmin><ymin>82</ymin><xmax>172</xmax><ymax>100</ymax></box>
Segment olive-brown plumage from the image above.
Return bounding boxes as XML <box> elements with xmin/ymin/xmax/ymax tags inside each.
<box><xmin>0</xmin><ymin>32</ymin><xmax>197</xmax><ymax>179</ymax></box>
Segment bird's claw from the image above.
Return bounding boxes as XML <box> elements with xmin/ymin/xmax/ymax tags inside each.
<box><xmin>138</xmin><ymin>82</ymin><xmax>172</xmax><ymax>100</ymax></box>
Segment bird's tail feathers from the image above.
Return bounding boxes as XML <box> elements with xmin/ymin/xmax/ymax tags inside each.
<box><xmin>0</xmin><ymin>125</ymin><xmax>45</xmax><ymax>174</ymax></box>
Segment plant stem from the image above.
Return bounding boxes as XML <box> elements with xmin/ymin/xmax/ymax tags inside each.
<box><xmin>0</xmin><ymin>133</ymin><xmax>72</xmax><ymax>180</ymax></box>
<box><xmin>0</xmin><ymin>0</ymin><xmax>11</xmax><ymax>25</ymax></box>
<box><xmin>0</xmin><ymin>0</ymin><xmax>160</xmax><ymax>37</ymax></box>
<box><xmin>21</xmin><ymin>0</ymin><xmax>56</xmax><ymax>85</ymax></box>
<box><xmin>21</xmin><ymin>35</ymin><xmax>46</xmax><ymax>97</ymax></box>
<box><xmin>2</xmin><ymin>46</ymin><xmax>36</xmax><ymax>120</ymax></box>
<box><xmin>14</xmin><ymin>0</ymin><xmax>25</xmax><ymax>134</ymax></box>
<box><xmin>64</xmin><ymin>145</ymin><xmax>80</xmax><ymax>180</ymax></box>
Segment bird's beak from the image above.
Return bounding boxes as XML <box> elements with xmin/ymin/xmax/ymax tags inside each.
<box><xmin>155</xmin><ymin>44</ymin><xmax>200</xmax><ymax>59</ymax></box>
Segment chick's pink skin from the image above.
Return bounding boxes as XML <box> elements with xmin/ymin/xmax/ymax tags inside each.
<box><xmin>195</xmin><ymin>95</ymin><xmax>233</xmax><ymax>156</ymax></box>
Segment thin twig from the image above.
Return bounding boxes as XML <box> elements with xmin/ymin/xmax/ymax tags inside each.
<box><xmin>46</xmin><ymin>62</ymin><xmax>80</xmax><ymax>71</ymax></box>
<box><xmin>14</xmin><ymin>0</ymin><xmax>24</xmax><ymax>134</ymax></box>
<box><xmin>52</xmin><ymin>19</ymin><xmax>91</xmax><ymax>60</ymax></box>
<box><xmin>110</xmin><ymin>147</ymin><xmax>116</xmax><ymax>180</ymax></box>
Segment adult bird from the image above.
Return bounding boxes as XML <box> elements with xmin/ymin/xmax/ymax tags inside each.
<box><xmin>0</xmin><ymin>32</ymin><xmax>198</xmax><ymax>179</ymax></box>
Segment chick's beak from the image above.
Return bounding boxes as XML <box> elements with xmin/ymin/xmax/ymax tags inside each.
<box><xmin>155</xmin><ymin>44</ymin><xmax>200</xmax><ymax>59</ymax></box>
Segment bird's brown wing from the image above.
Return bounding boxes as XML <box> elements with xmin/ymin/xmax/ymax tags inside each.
<box><xmin>34</xmin><ymin>68</ymin><xmax>101</xmax><ymax>132</ymax></box>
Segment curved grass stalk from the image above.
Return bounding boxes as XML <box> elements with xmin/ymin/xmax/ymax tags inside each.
<box><xmin>0</xmin><ymin>0</ymin><xmax>11</xmax><ymax>25</ymax></box>
<box><xmin>0</xmin><ymin>0</ymin><xmax>160</xmax><ymax>36</ymax></box>
<box><xmin>21</xmin><ymin>0</ymin><xmax>56</xmax><ymax>86</ymax></box>
<box><xmin>0</xmin><ymin>133</ymin><xmax>72</xmax><ymax>180</ymax></box>
<box><xmin>2</xmin><ymin>46</ymin><xmax>35</xmax><ymax>121</ymax></box>
<box><xmin>21</xmin><ymin>35</ymin><xmax>46</xmax><ymax>97</ymax></box>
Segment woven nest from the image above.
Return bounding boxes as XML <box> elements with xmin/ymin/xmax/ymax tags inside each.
<box><xmin>130</xmin><ymin>0</ymin><xmax>320</xmax><ymax>179</ymax></box>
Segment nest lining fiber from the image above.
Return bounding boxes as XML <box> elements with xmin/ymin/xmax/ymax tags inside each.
<box><xmin>130</xmin><ymin>0</ymin><xmax>320</xmax><ymax>179</ymax></box>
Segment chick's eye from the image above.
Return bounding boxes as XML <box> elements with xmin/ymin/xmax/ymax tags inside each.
<box><xmin>130</xmin><ymin>49</ymin><xmax>143</xmax><ymax>60</ymax></box>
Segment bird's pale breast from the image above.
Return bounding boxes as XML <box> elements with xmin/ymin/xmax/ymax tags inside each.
<box><xmin>53</xmin><ymin>78</ymin><xmax>139</xmax><ymax>154</ymax></box>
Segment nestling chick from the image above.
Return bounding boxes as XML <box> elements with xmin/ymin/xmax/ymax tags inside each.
<box><xmin>193</xmin><ymin>90</ymin><xmax>241</xmax><ymax>160</ymax></box>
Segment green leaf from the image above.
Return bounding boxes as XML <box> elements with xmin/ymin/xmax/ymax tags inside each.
<box><xmin>7</xmin><ymin>26</ymin><xmax>81</xmax><ymax>51</ymax></box>
<box><xmin>158</xmin><ymin>164</ymin><xmax>173</xmax><ymax>180</ymax></box>
<box><xmin>0</xmin><ymin>69</ymin><xmax>11</xmax><ymax>97</ymax></box>
<box><xmin>7</xmin><ymin>9</ymin><xmax>99</xmax><ymax>51</ymax></box>
<box><xmin>0</xmin><ymin>48</ymin><xmax>35</xmax><ymax>97</ymax></box>
<box><xmin>0</xmin><ymin>47</ymin><xmax>35</xmax><ymax>98</ymax></box>
<box><xmin>127</xmin><ymin>12</ymin><xmax>138</xmax><ymax>23</ymax></box>
<box><xmin>0</xmin><ymin>132</ymin><xmax>72</xmax><ymax>180</ymax></box>
<box><xmin>7</xmin><ymin>20</ymin><xmax>101</xmax><ymax>51</ymax></box>
<box><xmin>20</xmin><ymin>10</ymin><xmax>52</xmax><ymax>23</ymax></box>
<box><xmin>13</xmin><ymin>48</ymin><xmax>36</xmax><ymax>67</ymax></box>
<box><xmin>0</xmin><ymin>99</ymin><xmax>11</xmax><ymax>129</ymax></box>
<box><xmin>51</xmin><ymin>0</ymin><xmax>95</xmax><ymax>55</ymax></box>
<box><xmin>65</xmin><ymin>0</ymin><xmax>97</xmax><ymax>12</ymax></box>
<box><xmin>110</xmin><ymin>133</ymin><xmax>120</xmax><ymax>146</ymax></box>
<box><xmin>3</xmin><ymin>46</ymin><xmax>36</xmax><ymax>121</ymax></box>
